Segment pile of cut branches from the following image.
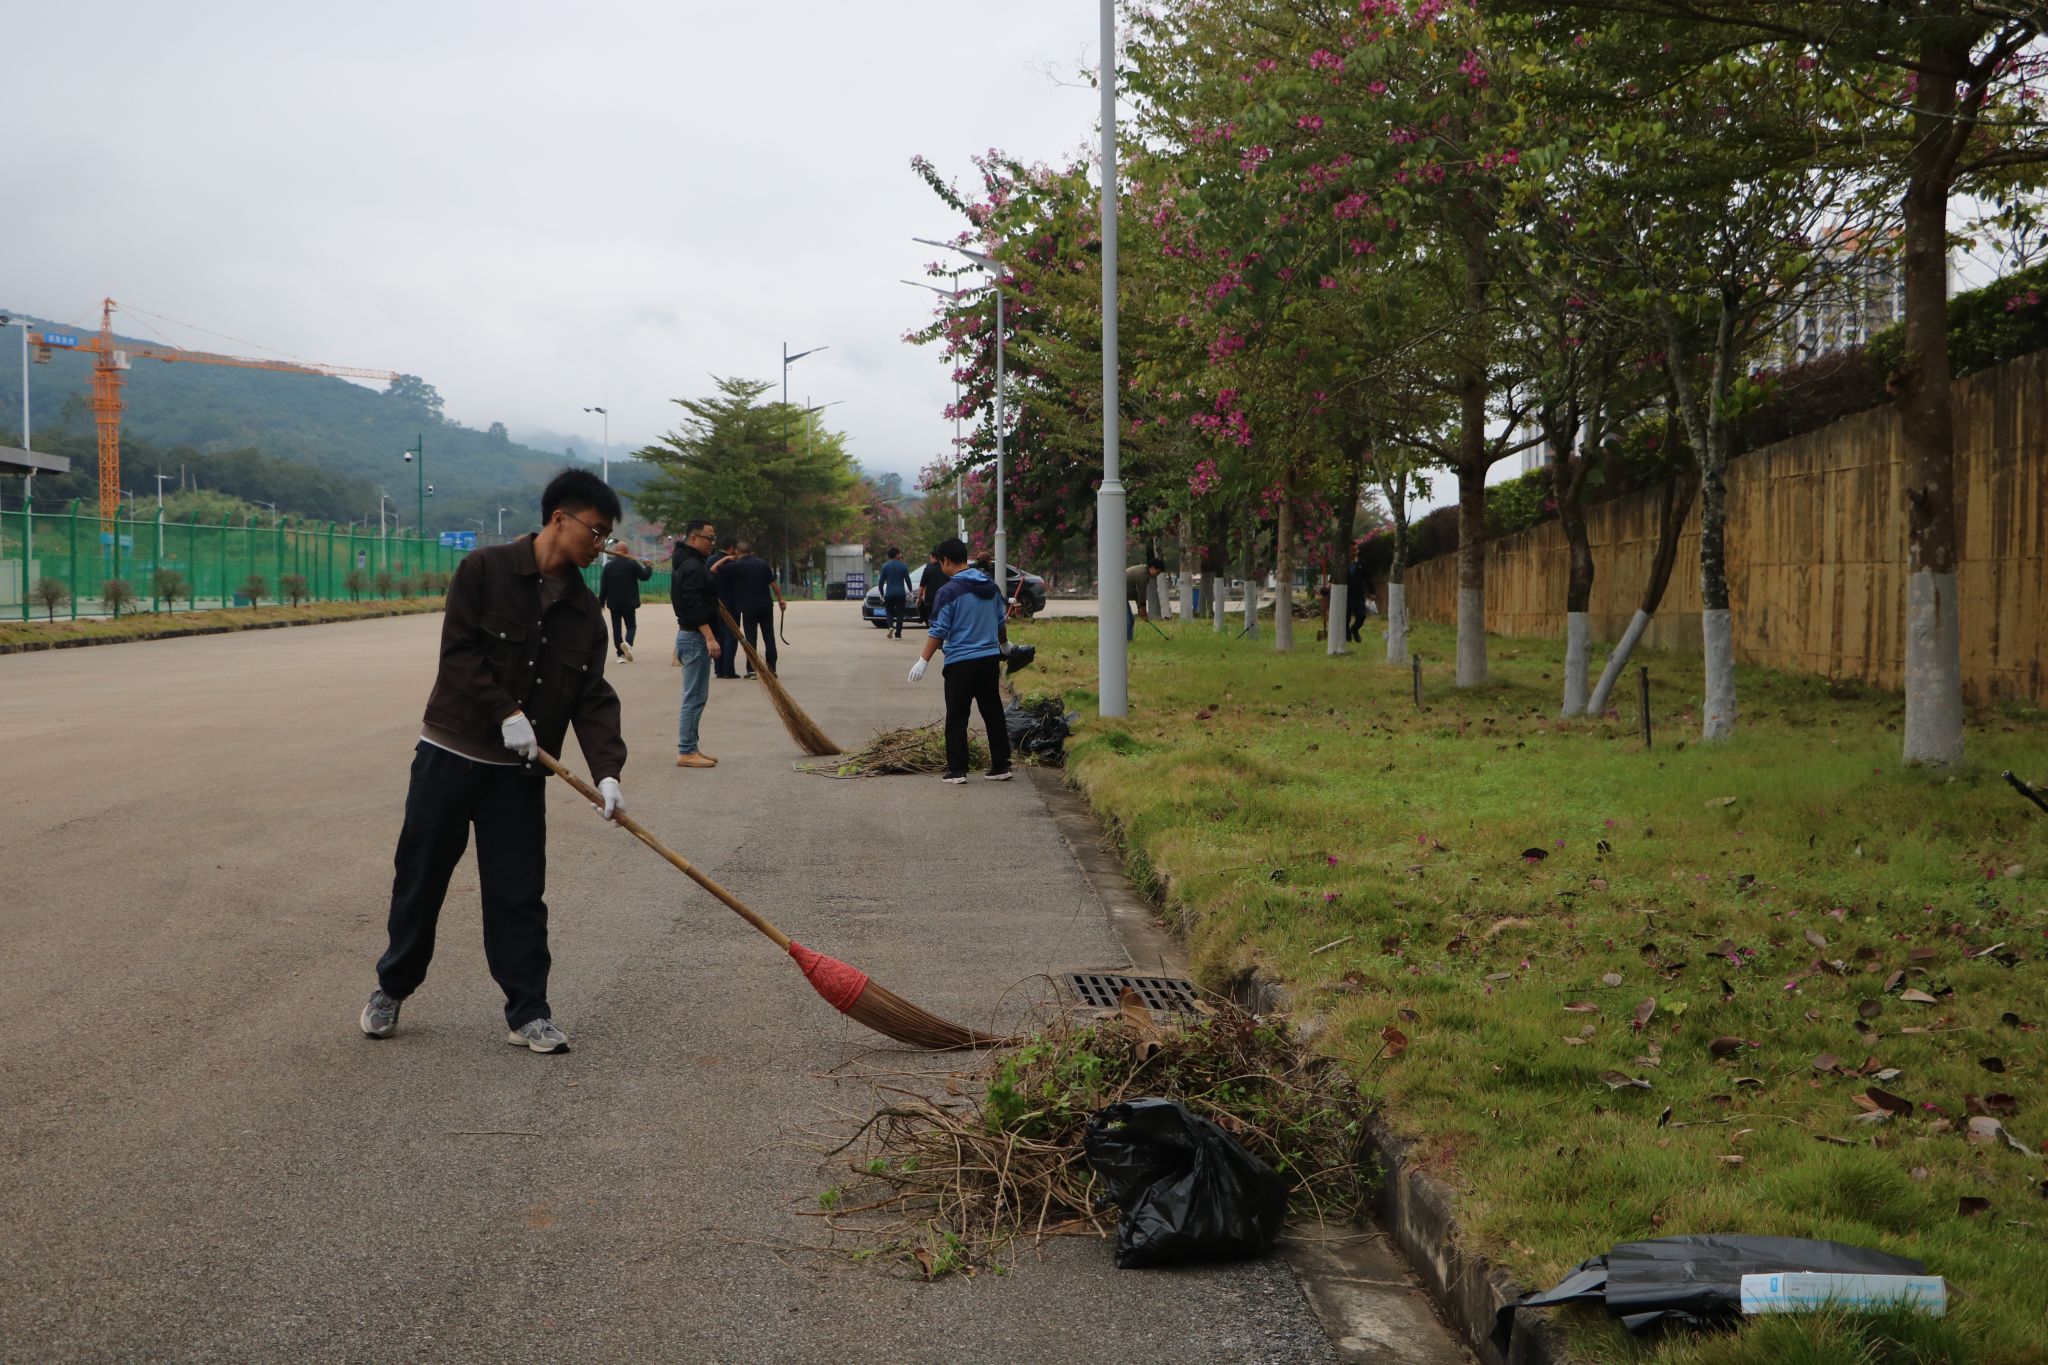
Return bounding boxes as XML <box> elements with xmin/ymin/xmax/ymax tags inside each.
<box><xmin>808</xmin><ymin>724</ymin><xmax>987</xmax><ymax>778</ymax></box>
<box><xmin>807</xmin><ymin>996</ymin><xmax>1369</xmax><ymax>1277</ymax></box>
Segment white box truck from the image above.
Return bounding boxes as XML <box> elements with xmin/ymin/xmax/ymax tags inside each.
<box><xmin>824</xmin><ymin>544</ymin><xmax>866</xmax><ymax>601</ymax></box>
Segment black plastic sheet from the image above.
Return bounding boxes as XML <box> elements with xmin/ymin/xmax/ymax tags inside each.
<box><xmin>1497</xmin><ymin>1235</ymin><xmax>1931</xmax><ymax>1346</ymax></box>
<box><xmin>1083</xmin><ymin>1098</ymin><xmax>1289</xmax><ymax>1269</ymax></box>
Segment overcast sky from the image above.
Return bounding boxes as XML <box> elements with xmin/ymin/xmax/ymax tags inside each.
<box><xmin>7</xmin><ymin>1</ymin><xmax>1112</xmax><ymax>486</ymax></box>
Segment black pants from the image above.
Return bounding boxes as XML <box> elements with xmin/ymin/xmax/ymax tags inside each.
<box><xmin>377</xmin><ymin>743</ymin><xmax>552</xmax><ymax>1028</ymax></box>
<box><xmin>943</xmin><ymin>656</ymin><xmax>1012</xmax><ymax>776</ymax></box>
<box><xmin>609</xmin><ymin>604</ymin><xmax>637</xmax><ymax>653</ymax></box>
<box><xmin>741</xmin><ymin>604</ymin><xmax>778</xmax><ymax>675</ymax></box>
<box><xmin>714</xmin><ymin>605</ymin><xmax>739</xmax><ymax>677</ymax></box>
<box><xmin>885</xmin><ymin>594</ymin><xmax>907</xmax><ymax>637</ymax></box>
<box><xmin>1346</xmin><ymin>593</ymin><xmax>1369</xmax><ymax>643</ymax></box>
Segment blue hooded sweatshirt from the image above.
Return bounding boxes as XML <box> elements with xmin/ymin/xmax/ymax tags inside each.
<box><xmin>926</xmin><ymin>567</ymin><xmax>1004</xmax><ymax>664</ymax></box>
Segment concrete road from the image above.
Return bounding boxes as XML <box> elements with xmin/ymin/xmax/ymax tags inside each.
<box><xmin>0</xmin><ymin>600</ymin><xmax>1339</xmax><ymax>1363</ymax></box>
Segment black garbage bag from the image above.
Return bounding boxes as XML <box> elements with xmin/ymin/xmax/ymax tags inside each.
<box><xmin>1004</xmin><ymin>695</ymin><xmax>1076</xmax><ymax>766</ymax></box>
<box><xmin>1083</xmin><ymin>1098</ymin><xmax>1289</xmax><ymax>1269</ymax></box>
<box><xmin>1496</xmin><ymin>1235</ymin><xmax>1931</xmax><ymax>1347</ymax></box>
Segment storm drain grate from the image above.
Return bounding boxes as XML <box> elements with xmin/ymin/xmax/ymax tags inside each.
<box><xmin>1062</xmin><ymin>972</ymin><xmax>1203</xmax><ymax>1014</ymax></box>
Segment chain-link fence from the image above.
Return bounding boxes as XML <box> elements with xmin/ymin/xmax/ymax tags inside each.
<box><xmin>1</xmin><ymin>499</ymin><xmax>670</xmax><ymax>620</ymax></box>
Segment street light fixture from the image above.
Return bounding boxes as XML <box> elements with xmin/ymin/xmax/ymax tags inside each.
<box><xmin>901</xmin><ymin>279</ymin><xmax>981</xmax><ymax>539</ymax></box>
<box><xmin>582</xmin><ymin>405</ymin><xmax>609</xmax><ymax>482</ymax></box>
<box><xmin>913</xmin><ymin>236</ymin><xmax>1009</xmax><ymax>596</ymax></box>
<box><xmin>497</xmin><ymin>506</ymin><xmax>511</xmax><ymax>538</ymax></box>
<box><xmin>779</xmin><ymin>343</ymin><xmax>827</xmax><ymax>585</ymax></box>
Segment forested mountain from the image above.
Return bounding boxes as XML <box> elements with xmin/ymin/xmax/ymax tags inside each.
<box><xmin>0</xmin><ymin>307</ymin><xmax>614</xmax><ymax>531</ymax></box>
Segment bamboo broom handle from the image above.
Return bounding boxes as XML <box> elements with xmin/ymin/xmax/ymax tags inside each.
<box><xmin>535</xmin><ymin>750</ymin><xmax>793</xmax><ymax>950</ymax></box>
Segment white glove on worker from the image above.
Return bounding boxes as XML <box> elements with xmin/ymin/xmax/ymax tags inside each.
<box><xmin>597</xmin><ymin>777</ymin><xmax>625</xmax><ymax>821</ymax></box>
<box><xmin>908</xmin><ymin>658</ymin><xmax>928</xmax><ymax>684</ymax></box>
<box><xmin>500</xmin><ymin>712</ymin><xmax>539</xmax><ymax>760</ymax></box>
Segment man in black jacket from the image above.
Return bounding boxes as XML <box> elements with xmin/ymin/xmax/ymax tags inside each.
<box><xmin>1345</xmin><ymin>542</ymin><xmax>1376</xmax><ymax>644</ymax></box>
<box><xmin>721</xmin><ymin>541</ymin><xmax>783</xmax><ymax>676</ymax></box>
<box><xmin>599</xmin><ymin>545</ymin><xmax>652</xmax><ymax>661</ymax></box>
<box><xmin>670</xmin><ymin>518</ymin><xmax>721</xmax><ymax>768</ymax></box>
<box><xmin>707</xmin><ymin>536</ymin><xmax>741</xmax><ymax>679</ymax></box>
<box><xmin>917</xmin><ymin>550</ymin><xmax>949</xmax><ymax>626</ymax></box>
<box><xmin>360</xmin><ymin>467</ymin><xmax>626</xmax><ymax>1056</ymax></box>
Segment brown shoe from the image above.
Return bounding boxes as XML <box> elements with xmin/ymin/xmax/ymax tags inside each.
<box><xmin>675</xmin><ymin>752</ymin><xmax>717</xmax><ymax>769</ymax></box>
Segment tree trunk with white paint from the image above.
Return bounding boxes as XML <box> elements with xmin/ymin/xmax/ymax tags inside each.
<box><xmin>1382</xmin><ymin>468</ymin><xmax>1411</xmax><ymax>665</ymax></box>
<box><xmin>1897</xmin><ymin>69</ymin><xmax>1968</xmax><ymax>766</ymax></box>
<box><xmin>1242</xmin><ymin>514</ymin><xmax>1260</xmax><ymax>641</ymax></box>
<box><xmin>1588</xmin><ymin>430</ymin><xmax>1694</xmax><ymax>716</ymax></box>
<box><xmin>1664</xmin><ymin>301</ymin><xmax>1739</xmax><ymax>743</ymax></box>
<box><xmin>1455</xmin><ymin>454</ymin><xmax>1487</xmax><ymax>687</ymax></box>
<box><xmin>1327</xmin><ymin>583</ymin><xmax>1348</xmax><ymax>656</ymax></box>
<box><xmin>1207</xmin><ymin>569</ymin><xmax>1224</xmax><ymax>632</ymax></box>
<box><xmin>1178</xmin><ymin>517</ymin><xmax>1197</xmax><ymax>622</ymax></box>
<box><xmin>1273</xmin><ymin>484</ymin><xmax>1294</xmax><ymax>653</ymax></box>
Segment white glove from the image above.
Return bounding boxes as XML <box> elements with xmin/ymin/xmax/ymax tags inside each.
<box><xmin>500</xmin><ymin>712</ymin><xmax>538</xmax><ymax>760</ymax></box>
<box><xmin>597</xmin><ymin>777</ymin><xmax>624</xmax><ymax>821</ymax></box>
<box><xmin>908</xmin><ymin>658</ymin><xmax>928</xmax><ymax>683</ymax></box>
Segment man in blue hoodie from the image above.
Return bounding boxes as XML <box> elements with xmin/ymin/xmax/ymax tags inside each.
<box><xmin>909</xmin><ymin>537</ymin><xmax>1013</xmax><ymax>784</ymax></box>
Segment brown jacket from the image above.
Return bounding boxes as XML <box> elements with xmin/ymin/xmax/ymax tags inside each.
<box><xmin>422</xmin><ymin>536</ymin><xmax>627</xmax><ymax>782</ymax></box>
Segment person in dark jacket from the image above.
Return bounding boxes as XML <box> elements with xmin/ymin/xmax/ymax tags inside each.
<box><xmin>721</xmin><ymin>542</ymin><xmax>783</xmax><ymax>675</ymax></box>
<box><xmin>707</xmin><ymin>537</ymin><xmax>740</xmax><ymax>679</ymax></box>
<box><xmin>359</xmin><ymin>467</ymin><xmax>627</xmax><ymax>1056</ymax></box>
<box><xmin>916</xmin><ymin>551</ymin><xmax>949</xmax><ymax>626</ymax></box>
<box><xmin>1345</xmin><ymin>542</ymin><xmax>1377</xmax><ymax>644</ymax></box>
<box><xmin>909</xmin><ymin>537</ymin><xmax>1013</xmax><ymax>783</ymax></box>
<box><xmin>670</xmin><ymin>519</ymin><xmax>721</xmax><ymax>767</ymax></box>
<box><xmin>877</xmin><ymin>546</ymin><xmax>913</xmax><ymax>638</ymax></box>
<box><xmin>599</xmin><ymin>545</ymin><xmax>653</xmax><ymax>661</ymax></box>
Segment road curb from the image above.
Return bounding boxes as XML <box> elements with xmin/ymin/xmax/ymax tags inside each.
<box><xmin>1031</xmin><ymin>768</ymin><xmax>1578</xmax><ymax>1365</ymax></box>
<box><xmin>0</xmin><ymin>603</ymin><xmax>443</xmax><ymax>655</ymax></box>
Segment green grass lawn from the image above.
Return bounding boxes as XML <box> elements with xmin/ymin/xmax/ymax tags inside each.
<box><xmin>0</xmin><ymin>597</ymin><xmax>446</xmax><ymax>649</ymax></box>
<box><xmin>1014</xmin><ymin>613</ymin><xmax>2047</xmax><ymax>1364</ymax></box>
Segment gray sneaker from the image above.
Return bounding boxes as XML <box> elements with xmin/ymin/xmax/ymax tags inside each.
<box><xmin>506</xmin><ymin>1018</ymin><xmax>570</xmax><ymax>1054</ymax></box>
<box><xmin>360</xmin><ymin>988</ymin><xmax>402</xmax><ymax>1039</ymax></box>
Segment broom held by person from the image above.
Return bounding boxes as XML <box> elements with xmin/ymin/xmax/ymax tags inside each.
<box><xmin>360</xmin><ymin>468</ymin><xmax>629</xmax><ymax>1056</ymax></box>
<box><xmin>909</xmin><ymin>537</ymin><xmax>1013</xmax><ymax>784</ymax></box>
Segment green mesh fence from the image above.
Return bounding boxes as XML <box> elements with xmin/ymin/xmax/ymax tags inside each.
<box><xmin>1</xmin><ymin>501</ymin><xmax>669</xmax><ymax>621</ymax></box>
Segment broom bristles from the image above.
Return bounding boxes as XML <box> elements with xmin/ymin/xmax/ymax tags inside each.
<box><xmin>789</xmin><ymin>939</ymin><xmax>1009</xmax><ymax>1050</ymax></box>
<box><xmin>721</xmin><ymin>605</ymin><xmax>838</xmax><ymax>756</ymax></box>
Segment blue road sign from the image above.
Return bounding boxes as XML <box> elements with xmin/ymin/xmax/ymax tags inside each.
<box><xmin>41</xmin><ymin>333</ymin><xmax>80</xmax><ymax>348</ymax></box>
<box><xmin>438</xmin><ymin>531</ymin><xmax>477</xmax><ymax>550</ymax></box>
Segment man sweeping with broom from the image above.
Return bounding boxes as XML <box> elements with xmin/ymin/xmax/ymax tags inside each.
<box><xmin>359</xmin><ymin>468</ymin><xmax>628</xmax><ymax>1055</ymax></box>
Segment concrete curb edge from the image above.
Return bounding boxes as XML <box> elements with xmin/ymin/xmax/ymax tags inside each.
<box><xmin>0</xmin><ymin>603</ymin><xmax>444</xmax><ymax>654</ymax></box>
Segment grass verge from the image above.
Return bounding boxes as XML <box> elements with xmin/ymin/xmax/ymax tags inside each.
<box><xmin>1013</xmin><ymin>613</ymin><xmax>2047</xmax><ymax>1364</ymax></box>
<box><xmin>0</xmin><ymin>598</ymin><xmax>447</xmax><ymax>651</ymax></box>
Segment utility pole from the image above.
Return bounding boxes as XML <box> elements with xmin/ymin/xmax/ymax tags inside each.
<box><xmin>402</xmin><ymin>435</ymin><xmax>424</xmax><ymax>543</ymax></box>
<box><xmin>1096</xmin><ymin>0</ymin><xmax>1129</xmax><ymax>717</ymax></box>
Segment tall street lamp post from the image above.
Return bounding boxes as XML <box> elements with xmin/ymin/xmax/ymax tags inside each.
<box><xmin>582</xmin><ymin>405</ymin><xmax>609</xmax><ymax>482</ymax></box>
<box><xmin>1097</xmin><ymin>0</ymin><xmax>1128</xmax><ymax>716</ymax></box>
<box><xmin>401</xmin><ymin>434</ymin><xmax>425</xmax><ymax>539</ymax></box>
<box><xmin>497</xmin><ymin>506</ymin><xmax>510</xmax><ymax>539</ymax></box>
<box><xmin>901</xmin><ymin>280</ymin><xmax>977</xmax><ymax>537</ymax></box>
<box><xmin>913</xmin><ymin>236</ymin><xmax>1007</xmax><ymax>596</ymax></box>
<box><xmin>781</xmin><ymin>343</ymin><xmax>827</xmax><ymax>585</ymax></box>
<box><xmin>154</xmin><ymin>472</ymin><xmax>171</xmax><ymax>564</ymax></box>
<box><xmin>2</xmin><ymin>317</ymin><xmax>31</xmax><ymax>568</ymax></box>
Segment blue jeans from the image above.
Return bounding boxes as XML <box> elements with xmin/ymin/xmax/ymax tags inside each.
<box><xmin>676</xmin><ymin>630</ymin><xmax>710</xmax><ymax>754</ymax></box>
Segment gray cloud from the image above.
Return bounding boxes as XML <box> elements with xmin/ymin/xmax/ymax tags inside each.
<box><xmin>7</xmin><ymin>0</ymin><xmax>1106</xmax><ymax>484</ymax></box>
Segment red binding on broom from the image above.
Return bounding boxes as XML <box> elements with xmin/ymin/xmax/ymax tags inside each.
<box><xmin>538</xmin><ymin>751</ymin><xmax>1004</xmax><ymax>1050</ymax></box>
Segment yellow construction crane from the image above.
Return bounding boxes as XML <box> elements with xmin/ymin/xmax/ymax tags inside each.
<box><xmin>32</xmin><ymin>298</ymin><xmax>398</xmax><ymax>525</ymax></box>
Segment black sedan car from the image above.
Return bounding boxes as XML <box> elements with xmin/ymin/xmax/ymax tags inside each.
<box><xmin>862</xmin><ymin>564</ymin><xmax>1046</xmax><ymax>627</ymax></box>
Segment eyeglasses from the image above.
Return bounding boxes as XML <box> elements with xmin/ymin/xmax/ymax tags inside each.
<box><xmin>689</xmin><ymin>529</ymin><xmax>716</xmax><ymax>545</ymax></box>
<box><xmin>563</xmin><ymin>511</ymin><xmax>612</xmax><ymax>546</ymax></box>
